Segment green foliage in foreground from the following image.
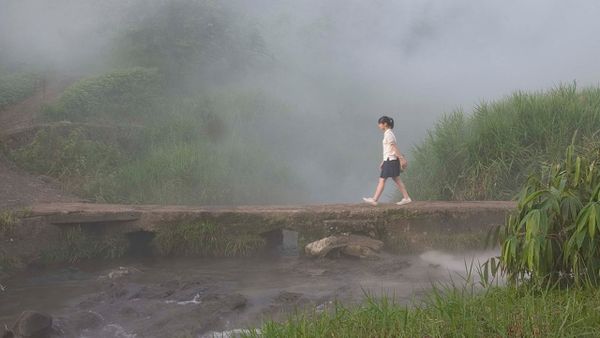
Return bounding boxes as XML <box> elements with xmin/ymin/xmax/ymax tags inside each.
<box><xmin>0</xmin><ymin>72</ymin><xmax>40</xmax><ymax>110</ymax></box>
<box><xmin>153</xmin><ymin>221</ymin><xmax>265</xmax><ymax>257</ymax></box>
<box><xmin>495</xmin><ymin>142</ymin><xmax>600</xmax><ymax>286</ymax></box>
<box><xmin>248</xmin><ymin>286</ymin><xmax>600</xmax><ymax>338</ymax></box>
<box><xmin>406</xmin><ymin>84</ymin><xmax>600</xmax><ymax>201</ymax></box>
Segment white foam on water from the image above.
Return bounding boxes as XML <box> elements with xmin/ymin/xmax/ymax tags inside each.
<box><xmin>202</xmin><ymin>328</ymin><xmax>261</xmax><ymax>338</ymax></box>
<box><xmin>165</xmin><ymin>293</ymin><xmax>202</xmax><ymax>305</ymax></box>
<box><xmin>419</xmin><ymin>250</ymin><xmax>498</xmax><ymax>272</ymax></box>
<box><xmin>96</xmin><ymin>324</ymin><xmax>137</xmax><ymax>338</ymax></box>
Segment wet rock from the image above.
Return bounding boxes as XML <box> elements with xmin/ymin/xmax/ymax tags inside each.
<box><xmin>201</xmin><ymin>293</ymin><xmax>247</xmax><ymax>311</ymax></box>
<box><xmin>305</xmin><ymin>234</ymin><xmax>384</xmax><ymax>259</ymax></box>
<box><xmin>341</xmin><ymin>244</ymin><xmax>379</xmax><ymax>259</ymax></box>
<box><xmin>274</xmin><ymin>291</ymin><xmax>303</xmax><ymax>304</ymax></box>
<box><xmin>69</xmin><ymin>311</ymin><xmax>104</xmax><ymax>331</ymax></box>
<box><xmin>100</xmin><ymin>266</ymin><xmax>140</xmax><ymax>280</ymax></box>
<box><xmin>118</xmin><ymin>306</ymin><xmax>140</xmax><ymax>318</ymax></box>
<box><xmin>371</xmin><ymin>259</ymin><xmax>410</xmax><ymax>274</ymax></box>
<box><xmin>269</xmin><ymin>291</ymin><xmax>309</xmax><ymax>314</ymax></box>
<box><xmin>1</xmin><ymin>326</ymin><xmax>14</xmax><ymax>338</ymax></box>
<box><xmin>315</xmin><ymin>300</ymin><xmax>334</xmax><ymax>313</ymax></box>
<box><xmin>106</xmin><ymin>282</ymin><xmax>163</xmax><ymax>301</ymax></box>
<box><xmin>11</xmin><ymin>311</ymin><xmax>53</xmax><ymax>338</ymax></box>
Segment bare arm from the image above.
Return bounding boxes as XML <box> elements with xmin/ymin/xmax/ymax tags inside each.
<box><xmin>392</xmin><ymin>142</ymin><xmax>408</xmax><ymax>169</ymax></box>
<box><xmin>391</xmin><ymin>143</ymin><xmax>405</xmax><ymax>159</ymax></box>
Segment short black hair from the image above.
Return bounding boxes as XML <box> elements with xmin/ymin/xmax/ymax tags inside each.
<box><xmin>378</xmin><ymin>116</ymin><xmax>394</xmax><ymax>129</ymax></box>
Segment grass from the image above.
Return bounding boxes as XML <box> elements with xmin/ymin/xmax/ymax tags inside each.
<box><xmin>153</xmin><ymin>220</ymin><xmax>266</xmax><ymax>257</ymax></box>
<box><xmin>41</xmin><ymin>226</ymin><xmax>129</xmax><ymax>264</ymax></box>
<box><xmin>0</xmin><ymin>210</ymin><xmax>24</xmax><ymax>275</ymax></box>
<box><xmin>247</xmin><ymin>284</ymin><xmax>600</xmax><ymax>337</ymax></box>
<box><xmin>10</xmin><ymin>127</ymin><xmax>123</xmax><ymax>192</ymax></box>
<box><xmin>0</xmin><ymin>210</ymin><xmax>18</xmax><ymax>237</ymax></box>
<box><xmin>405</xmin><ymin>84</ymin><xmax>600</xmax><ymax>201</ymax></box>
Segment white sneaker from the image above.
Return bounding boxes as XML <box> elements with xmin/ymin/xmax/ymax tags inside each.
<box><xmin>396</xmin><ymin>198</ymin><xmax>412</xmax><ymax>206</ymax></box>
<box><xmin>362</xmin><ymin>197</ymin><xmax>378</xmax><ymax>206</ymax></box>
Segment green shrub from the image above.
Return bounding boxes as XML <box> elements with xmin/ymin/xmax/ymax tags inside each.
<box><xmin>45</xmin><ymin>67</ymin><xmax>162</xmax><ymax>122</ymax></box>
<box><xmin>0</xmin><ymin>72</ymin><xmax>40</xmax><ymax>109</ymax></box>
<box><xmin>11</xmin><ymin>127</ymin><xmax>122</xmax><ymax>178</ymax></box>
<box><xmin>9</xmin><ymin>127</ymin><xmax>123</xmax><ymax>199</ymax></box>
<box><xmin>494</xmin><ymin>142</ymin><xmax>600</xmax><ymax>286</ymax></box>
<box><xmin>406</xmin><ymin>84</ymin><xmax>600</xmax><ymax>200</ymax></box>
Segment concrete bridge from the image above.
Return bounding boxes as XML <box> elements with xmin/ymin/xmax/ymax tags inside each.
<box><xmin>22</xmin><ymin>201</ymin><xmax>516</xmax><ymax>253</ymax></box>
<box><xmin>0</xmin><ymin>201</ymin><xmax>517</xmax><ymax>277</ymax></box>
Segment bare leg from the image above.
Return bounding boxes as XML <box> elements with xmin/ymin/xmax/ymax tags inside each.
<box><xmin>393</xmin><ymin>176</ymin><xmax>410</xmax><ymax>199</ymax></box>
<box><xmin>373</xmin><ymin>178</ymin><xmax>386</xmax><ymax>201</ymax></box>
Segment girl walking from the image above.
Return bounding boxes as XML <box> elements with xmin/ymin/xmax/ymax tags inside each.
<box><xmin>363</xmin><ymin>116</ymin><xmax>412</xmax><ymax>206</ymax></box>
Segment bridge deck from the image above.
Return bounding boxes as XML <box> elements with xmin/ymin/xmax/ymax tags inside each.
<box><xmin>26</xmin><ymin>200</ymin><xmax>514</xmax><ymax>233</ymax></box>
<box><xmin>29</xmin><ymin>201</ymin><xmax>516</xmax><ymax>218</ymax></box>
<box><xmin>14</xmin><ymin>201</ymin><xmax>517</xmax><ymax>257</ymax></box>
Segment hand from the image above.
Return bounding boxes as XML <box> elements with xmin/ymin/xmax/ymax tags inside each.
<box><xmin>379</xmin><ymin>162</ymin><xmax>384</xmax><ymax>170</ymax></box>
<box><xmin>400</xmin><ymin>157</ymin><xmax>408</xmax><ymax>170</ymax></box>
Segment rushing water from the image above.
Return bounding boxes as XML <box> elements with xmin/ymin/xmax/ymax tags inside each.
<box><xmin>0</xmin><ymin>251</ymin><xmax>496</xmax><ymax>337</ymax></box>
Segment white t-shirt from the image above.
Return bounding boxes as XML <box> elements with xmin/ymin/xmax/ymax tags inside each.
<box><xmin>382</xmin><ymin>129</ymin><xmax>397</xmax><ymax>161</ymax></box>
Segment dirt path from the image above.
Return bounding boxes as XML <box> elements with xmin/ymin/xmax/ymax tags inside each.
<box><xmin>0</xmin><ymin>77</ymin><xmax>80</xmax><ymax>211</ymax></box>
<box><xmin>0</xmin><ymin>77</ymin><xmax>71</xmax><ymax>133</ymax></box>
<box><xmin>0</xmin><ymin>155</ymin><xmax>79</xmax><ymax>210</ymax></box>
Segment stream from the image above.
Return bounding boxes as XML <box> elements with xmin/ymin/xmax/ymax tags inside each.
<box><xmin>0</xmin><ymin>251</ymin><xmax>496</xmax><ymax>337</ymax></box>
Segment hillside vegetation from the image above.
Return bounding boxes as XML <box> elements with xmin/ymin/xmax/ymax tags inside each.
<box><xmin>0</xmin><ymin>71</ymin><xmax>40</xmax><ymax>110</ymax></box>
<box><xmin>405</xmin><ymin>84</ymin><xmax>600</xmax><ymax>201</ymax></box>
<box><xmin>5</xmin><ymin>1</ymin><xmax>301</xmax><ymax>205</ymax></box>
<box><xmin>10</xmin><ymin>69</ymin><xmax>295</xmax><ymax>204</ymax></box>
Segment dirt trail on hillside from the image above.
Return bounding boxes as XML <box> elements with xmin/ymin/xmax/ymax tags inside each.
<box><xmin>0</xmin><ymin>77</ymin><xmax>80</xmax><ymax>210</ymax></box>
<box><xmin>0</xmin><ymin>154</ymin><xmax>78</xmax><ymax>210</ymax></box>
<box><xmin>0</xmin><ymin>77</ymin><xmax>72</xmax><ymax>133</ymax></box>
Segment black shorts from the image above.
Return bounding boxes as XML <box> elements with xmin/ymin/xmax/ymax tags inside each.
<box><xmin>380</xmin><ymin>159</ymin><xmax>402</xmax><ymax>178</ymax></box>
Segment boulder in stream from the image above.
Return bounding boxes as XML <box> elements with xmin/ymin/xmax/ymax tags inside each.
<box><xmin>1</xmin><ymin>326</ymin><xmax>13</xmax><ymax>338</ymax></box>
<box><xmin>10</xmin><ymin>311</ymin><xmax>53</xmax><ymax>338</ymax></box>
<box><xmin>305</xmin><ymin>234</ymin><xmax>384</xmax><ymax>259</ymax></box>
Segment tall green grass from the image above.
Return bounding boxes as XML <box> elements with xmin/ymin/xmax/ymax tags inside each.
<box><xmin>406</xmin><ymin>84</ymin><xmax>600</xmax><ymax>200</ymax></box>
<box><xmin>249</xmin><ymin>286</ymin><xmax>600</xmax><ymax>337</ymax></box>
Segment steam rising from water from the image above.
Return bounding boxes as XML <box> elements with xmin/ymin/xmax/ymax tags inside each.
<box><xmin>2</xmin><ymin>0</ymin><xmax>600</xmax><ymax>202</ymax></box>
<box><xmin>420</xmin><ymin>250</ymin><xmax>498</xmax><ymax>272</ymax></box>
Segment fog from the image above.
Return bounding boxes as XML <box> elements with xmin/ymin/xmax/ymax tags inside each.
<box><xmin>2</xmin><ymin>0</ymin><xmax>600</xmax><ymax>203</ymax></box>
